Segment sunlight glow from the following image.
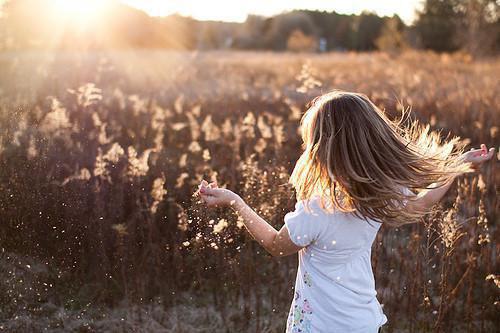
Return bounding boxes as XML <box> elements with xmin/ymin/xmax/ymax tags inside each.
<box><xmin>120</xmin><ymin>0</ymin><xmax>422</xmax><ymax>24</ymax></box>
<box><xmin>52</xmin><ymin>0</ymin><xmax>108</xmax><ymax>24</ymax></box>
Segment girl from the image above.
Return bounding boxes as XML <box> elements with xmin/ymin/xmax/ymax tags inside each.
<box><xmin>197</xmin><ymin>91</ymin><xmax>495</xmax><ymax>333</ymax></box>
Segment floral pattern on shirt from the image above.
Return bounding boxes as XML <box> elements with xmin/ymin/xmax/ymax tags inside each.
<box><xmin>287</xmin><ymin>289</ymin><xmax>313</xmax><ymax>333</ymax></box>
<box><xmin>303</xmin><ymin>271</ymin><xmax>313</xmax><ymax>287</ymax></box>
<box><xmin>288</xmin><ymin>298</ymin><xmax>313</xmax><ymax>333</ymax></box>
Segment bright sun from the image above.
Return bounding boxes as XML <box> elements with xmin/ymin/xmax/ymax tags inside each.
<box><xmin>52</xmin><ymin>0</ymin><xmax>108</xmax><ymax>24</ymax></box>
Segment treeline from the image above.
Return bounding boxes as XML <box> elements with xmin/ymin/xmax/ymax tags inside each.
<box><xmin>0</xmin><ymin>0</ymin><xmax>498</xmax><ymax>54</ymax></box>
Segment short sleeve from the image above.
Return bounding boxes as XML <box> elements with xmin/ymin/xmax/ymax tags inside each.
<box><xmin>284</xmin><ymin>200</ymin><xmax>321</xmax><ymax>247</ymax></box>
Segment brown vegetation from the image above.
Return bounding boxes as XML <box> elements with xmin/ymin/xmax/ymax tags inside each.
<box><xmin>0</xmin><ymin>51</ymin><xmax>498</xmax><ymax>332</ymax></box>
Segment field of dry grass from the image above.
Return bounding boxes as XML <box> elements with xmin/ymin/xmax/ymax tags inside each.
<box><xmin>0</xmin><ymin>51</ymin><xmax>498</xmax><ymax>332</ymax></box>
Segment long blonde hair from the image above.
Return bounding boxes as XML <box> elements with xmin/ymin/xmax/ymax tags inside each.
<box><xmin>289</xmin><ymin>90</ymin><xmax>470</xmax><ymax>225</ymax></box>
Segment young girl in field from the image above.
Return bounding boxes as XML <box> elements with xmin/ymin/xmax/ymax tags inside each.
<box><xmin>197</xmin><ymin>91</ymin><xmax>495</xmax><ymax>332</ymax></box>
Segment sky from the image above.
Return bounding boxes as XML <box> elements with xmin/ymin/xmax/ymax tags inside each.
<box><xmin>120</xmin><ymin>0</ymin><xmax>424</xmax><ymax>24</ymax></box>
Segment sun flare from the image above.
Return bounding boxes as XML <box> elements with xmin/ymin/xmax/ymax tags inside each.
<box><xmin>52</xmin><ymin>0</ymin><xmax>108</xmax><ymax>24</ymax></box>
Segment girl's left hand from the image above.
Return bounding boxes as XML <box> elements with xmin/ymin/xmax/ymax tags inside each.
<box><xmin>460</xmin><ymin>144</ymin><xmax>495</xmax><ymax>168</ymax></box>
<box><xmin>198</xmin><ymin>180</ymin><xmax>240</xmax><ymax>207</ymax></box>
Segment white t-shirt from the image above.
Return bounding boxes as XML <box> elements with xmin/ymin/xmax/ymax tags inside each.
<box><xmin>285</xmin><ymin>197</ymin><xmax>387</xmax><ymax>333</ymax></box>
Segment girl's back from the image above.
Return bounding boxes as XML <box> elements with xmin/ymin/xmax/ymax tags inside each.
<box><xmin>285</xmin><ymin>197</ymin><xmax>386</xmax><ymax>333</ymax></box>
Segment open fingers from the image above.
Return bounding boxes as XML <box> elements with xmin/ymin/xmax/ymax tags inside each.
<box><xmin>470</xmin><ymin>147</ymin><xmax>495</xmax><ymax>168</ymax></box>
<box><xmin>477</xmin><ymin>146</ymin><xmax>495</xmax><ymax>160</ymax></box>
<box><xmin>470</xmin><ymin>145</ymin><xmax>495</xmax><ymax>158</ymax></box>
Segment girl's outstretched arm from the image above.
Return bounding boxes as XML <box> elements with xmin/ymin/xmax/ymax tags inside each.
<box><xmin>408</xmin><ymin>144</ymin><xmax>495</xmax><ymax>213</ymax></box>
<box><xmin>408</xmin><ymin>176</ymin><xmax>457</xmax><ymax>213</ymax></box>
<box><xmin>198</xmin><ymin>181</ymin><xmax>302</xmax><ymax>257</ymax></box>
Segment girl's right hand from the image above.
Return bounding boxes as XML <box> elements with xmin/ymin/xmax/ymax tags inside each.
<box><xmin>460</xmin><ymin>144</ymin><xmax>495</xmax><ymax>168</ymax></box>
<box><xmin>198</xmin><ymin>180</ymin><xmax>240</xmax><ymax>208</ymax></box>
